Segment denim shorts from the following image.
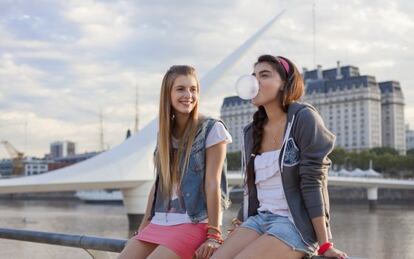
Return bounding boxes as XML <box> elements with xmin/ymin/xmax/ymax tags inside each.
<box><xmin>241</xmin><ymin>210</ymin><xmax>316</xmax><ymax>256</ymax></box>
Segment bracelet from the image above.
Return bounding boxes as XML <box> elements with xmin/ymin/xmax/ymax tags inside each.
<box><xmin>207</xmin><ymin>238</ymin><xmax>223</xmax><ymax>245</ymax></box>
<box><xmin>207</xmin><ymin>233</ymin><xmax>222</xmax><ymax>240</ymax></box>
<box><xmin>207</xmin><ymin>233</ymin><xmax>224</xmax><ymax>244</ymax></box>
<box><xmin>207</xmin><ymin>234</ymin><xmax>223</xmax><ymax>240</ymax></box>
<box><xmin>318</xmin><ymin>242</ymin><xmax>333</xmax><ymax>255</ymax></box>
<box><xmin>207</xmin><ymin>225</ymin><xmax>222</xmax><ymax>234</ymax></box>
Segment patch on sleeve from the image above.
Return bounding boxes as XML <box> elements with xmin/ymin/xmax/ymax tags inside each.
<box><xmin>283</xmin><ymin>138</ymin><xmax>300</xmax><ymax>167</ymax></box>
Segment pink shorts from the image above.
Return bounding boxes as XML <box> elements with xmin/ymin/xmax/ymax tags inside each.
<box><xmin>135</xmin><ymin>223</ymin><xmax>207</xmax><ymax>259</ymax></box>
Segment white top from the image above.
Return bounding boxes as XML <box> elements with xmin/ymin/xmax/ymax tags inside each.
<box><xmin>254</xmin><ymin>149</ymin><xmax>293</xmax><ymax>222</ymax></box>
<box><xmin>151</xmin><ymin>121</ymin><xmax>232</xmax><ymax>226</ymax></box>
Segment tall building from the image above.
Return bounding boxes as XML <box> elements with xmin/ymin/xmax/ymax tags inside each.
<box><xmin>303</xmin><ymin>62</ymin><xmax>405</xmax><ymax>154</ymax></box>
<box><xmin>379</xmin><ymin>81</ymin><xmax>406</xmax><ymax>154</ymax></box>
<box><xmin>220</xmin><ymin>97</ymin><xmax>255</xmax><ymax>152</ymax></box>
<box><xmin>50</xmin><ymin>141</ymin><xmax>76</xmax><ymax>159</ymax></box>
<box><xmin>406</xmin><ymin>125</ymin><xmax>414</xmax><ymax>151</ymax></box>
<box><xmin>303</xmin><ymin>62</ymin><xmax>382</xmax><ymax>152</ymax></box>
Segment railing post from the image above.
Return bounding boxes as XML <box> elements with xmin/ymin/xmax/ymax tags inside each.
<box><xmin>121</xmin><ymin>181</ymin><xmax>153</xmax><ymax>231</ymax></box>
<box><xmin>367</xmin><ymin>187</ymin><xmax>378</xmax><ymax>211</ymax></box>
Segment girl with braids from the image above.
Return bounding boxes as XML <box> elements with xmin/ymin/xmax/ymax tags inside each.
<box><xmin>212</xmin><ymin>55</ymin><xmax>347</xmax><ymax>259</ymax></box>
<box><xmin>119</xmin><ymin>65</ymin><xmax>232</xmax><ymax>259</ymax></box>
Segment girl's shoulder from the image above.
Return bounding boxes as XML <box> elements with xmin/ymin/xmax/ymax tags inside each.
<box><xmin>294</xmin><ymin>103</ymin><xmax>323</xmax><ymax>126</ymax></box>
<box><xmin>198</xmin><ymin>115</ymin><xmax>224</xmax><ymax>128</ymax></box>
<box><xmin>242</xmin><ymin>122</ymin><xmax>253</xmax><ymax>135</ymax></box>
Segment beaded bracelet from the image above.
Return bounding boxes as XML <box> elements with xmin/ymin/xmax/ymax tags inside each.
<box><xmin>207</xmin><ymin>238</ymin><xmax>223</xmax><ymax>245</ymax></box>
<box><xmin>207</xmin><ymin>233</ymin><xmax>224</xmax><ymax>244</ymax></box>
<box><xmin>207</xmin><ymin>225</ymin><xmax>222</xmax><ymax>234</ymax></box>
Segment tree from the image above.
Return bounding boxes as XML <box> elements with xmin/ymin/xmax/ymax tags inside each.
<box><xmin>369</xmin><ymin>147</ymin><xmax>399</xmax><ymax>156</ymax></box>
<box><xmin>329</xmin><ymin>147</ymin><xmax>347</xmax><ymax>167</ymax></box>
<box><xmin>227</xmin><ymin>151</ymin><xmax>241</xmax><ymax>171</ymax></box>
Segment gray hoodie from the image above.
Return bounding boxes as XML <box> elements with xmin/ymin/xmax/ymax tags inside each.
<box><xmin>237</xmin><ymin>102</ymin><xmax>335</xmax><ymax>246</ymax></box>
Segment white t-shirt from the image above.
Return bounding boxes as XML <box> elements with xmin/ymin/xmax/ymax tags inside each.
<box><xmin>151</xmin><ymin>121</ymin><xmax>232</xmax><ymax>226</ymax></box>
<box><xmin>254</xmin><ymin>149</ymin><xmax>293</xmax><ymax>222</ymax></box>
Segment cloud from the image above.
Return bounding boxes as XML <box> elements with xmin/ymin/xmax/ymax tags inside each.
<box><xmin>0</xmin><ymin>0</ymin><xmax>413</xmax><ymax>156</ymax></box>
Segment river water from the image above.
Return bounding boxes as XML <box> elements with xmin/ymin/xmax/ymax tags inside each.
<box><xmin>0</xmin><ymin>200</ymin><xmax>413</xmax><ymax>259</ymax></box>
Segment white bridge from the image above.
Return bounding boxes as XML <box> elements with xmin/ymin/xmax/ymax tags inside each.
<box><xmin>228</xmin><ymin>172</ymin><xmax>414</xmax><ymax>209</ymax></box>
<box><xmin>1</xmin><ymin>10</ymin><xmax>413</xmax><ymax>229</ymax></box>
<box><xmin>228</xmin><ymin>173</ymin><xmax>414</xmax><ymax>189</ymax></box>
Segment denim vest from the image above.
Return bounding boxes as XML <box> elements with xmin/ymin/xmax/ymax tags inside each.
<box><xmin>150</xmin><ymin>118</ymin><xmax>230</xmax><ymax>223</ymax></box>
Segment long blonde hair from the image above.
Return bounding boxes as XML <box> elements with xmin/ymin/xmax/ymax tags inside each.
<box><xmin>156</xmin><ymin>65</ymin><xmax>200</xmax><ymax>198</ymax></box>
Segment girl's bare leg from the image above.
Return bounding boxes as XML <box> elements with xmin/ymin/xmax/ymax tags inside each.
<box><xmin>211</xmin><ymin>227</ymin><xmax>260</xmax><ymax>259</ymax></box>
<box><xmin>147</xmin><ymin>245</ymin><xmax>181</xmax><ymax>259</ymax></box>
<box><xmin>118</xmin><ymin>239</ymin><xmax>157</xmax><ymax>259</ymax></box>
<box><xmin>234</xmin><ymin>234</ymin><xmax>305</xmax><ymax>259</ymax></box>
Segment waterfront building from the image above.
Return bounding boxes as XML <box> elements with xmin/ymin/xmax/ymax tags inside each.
<box><xmin>303</xmin><ymin>62</ymin><xmax>405</xmax><ymax>154</ymax></box>
<box><xmin>50</xmin><ymin>141</ymin><xmax>75</xmax><ymax>159</ymax></box>
<box><xmin>24</xmin><ymin>157</ymin><xmax>48</xmax><ymax>176</ymax></box>
<box><xmin>48</xmin><ymin>152</ymin><xmax>100</xmax><ymax>171</ymax></box>
<box><xmin>0</xmin><ymin>159</ymin><xmax>13</xmax><ymax>177</ymax></box>
<box><xmin>220</xmin><ymin>96</ymin><xmax>255</xmax><ymax>153</ymax></box>
<box><xmin>406</xmin><ymin>124</ymin><xmax>414</xmax><ymax>151</ymax></box>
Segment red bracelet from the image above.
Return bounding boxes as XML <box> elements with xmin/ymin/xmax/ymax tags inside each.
<box><xmin>318</xmin><ymin>242</ymin><xmax>333</xmax><ymax>255</ymax></box>
<box><xmin>207</xmin><ymin>225</ymin><xmax>222</xmax><ymax>234</ymax></box>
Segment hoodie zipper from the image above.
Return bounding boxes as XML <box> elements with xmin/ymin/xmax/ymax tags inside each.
<box><xmin>279</xmin><ymin>115</ymin><xmax>314</xmax><ymax>248</ymax></box>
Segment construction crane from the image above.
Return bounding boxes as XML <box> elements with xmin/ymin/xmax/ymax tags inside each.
<box><xmin>1</xmin><ymin>141</ymin><xmax>25</xmax><ymax>176</ymax></box>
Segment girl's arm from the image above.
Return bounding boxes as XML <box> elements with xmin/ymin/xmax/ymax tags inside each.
<box><xmin>311</xmin><ymin>216</ymin><xmax>347</xmax><ymax>258</ymax></box>
<box><xmin>195</xmin><ymin>141</ymin><xmax>227</xmax><ymax>259</ymax></box>
<box><xmin>296</xmin><ymin>108</ymin><xmax>346</xmax><ymax>258</ymax></box>
<box><xmin>205</xmin><ymin>141</ymin><xmax>226</xmax><ymax>230</ymax></box>
<box><xmin>312</xmin><ymin>216</ymin><xmax>329</xmax><ymax>245</ymax></box>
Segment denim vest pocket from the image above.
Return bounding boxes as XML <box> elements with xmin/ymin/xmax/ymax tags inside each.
<box><xmin>189</xmin><ymin>139</ymin><xmax>205</xmax><ymax>173</ymax></box>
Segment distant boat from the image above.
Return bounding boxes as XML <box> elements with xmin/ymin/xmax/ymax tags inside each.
<box><xmin>75</xmin><ymin>189</ymin><xmax>123</xmax><ymax>203</ymax></box>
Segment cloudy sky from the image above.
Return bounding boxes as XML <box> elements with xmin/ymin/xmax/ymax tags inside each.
<box><xmin>0</xmin><ymin>0</ymin><xmax>413</xmax><ymax>157</ymax></box>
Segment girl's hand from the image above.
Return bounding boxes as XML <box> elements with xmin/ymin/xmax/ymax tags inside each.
<box><xmin>195</xmin><ymin>239</ymin><xmax>220</xmax><ymax>259</ymax></box>
<box><xmin>227</xmin><ymin>218</ymin><xmax>242</xmax><ymax>237</ymax></box>
<box><xmin>323</xmin><ymin>247</ymin><xmax>347</xmax><ymax>259</ymax></box>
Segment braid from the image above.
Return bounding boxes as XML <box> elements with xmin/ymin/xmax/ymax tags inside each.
<box><xmin>246</xmin><ymin>106</ymin><xmax>267</xmax><ymax>192</ymax></box>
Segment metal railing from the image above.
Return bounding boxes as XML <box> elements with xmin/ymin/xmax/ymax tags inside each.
<box><xmin>0</xmin><ymin>227</ymin><xmax>343</xmax><ymax>259</ymax></box>
<box><xmin>0</xmin><ymin>227</ymin><xmax>126</xmax><ymax>258</ymax></box>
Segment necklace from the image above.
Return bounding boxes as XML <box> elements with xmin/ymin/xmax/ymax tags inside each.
<box><xmin>266</xmin><ymin>120</ymin><xmax>286</xmax><ymax>146</ymax></box>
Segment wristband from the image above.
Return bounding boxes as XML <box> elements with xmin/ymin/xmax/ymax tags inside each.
<box><xmin>318</xmin><ymin>242</ymin><xmax>333</xmax><ymax>255</ymax></box>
